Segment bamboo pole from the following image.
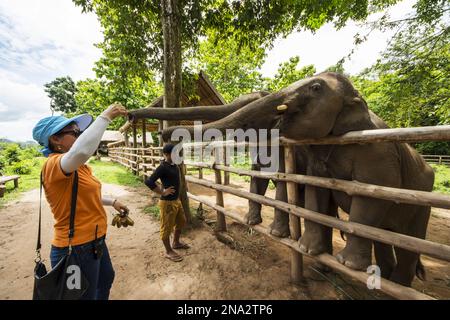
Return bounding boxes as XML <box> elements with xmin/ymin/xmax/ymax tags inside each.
<box><xmin>186</xmin><ymin>192</ymin><xmax>434</xmax><ymax>300</ymax></box>
<box><xmin>280</xmin><ymin>125</ymin><xmax>450</xmax><ymax>145</ymax></box>
<box><xmin>182</xmin><ymin>161</ymin><xmax>450</xmax><ymax>210</ymax></box>
<box><xmin>184</xmin><ymin>175</ymin><xmax>450</xmax><ymax>262</ymax></box>
<box><xmin>284</xmin><ymin>146</ymin><xmax>303</xmax><ymax>283</ymax></box>
<box><xmin>213</xmin><ymin>148</ymin><xmax>226</xmax><ymax>232</ymax></box>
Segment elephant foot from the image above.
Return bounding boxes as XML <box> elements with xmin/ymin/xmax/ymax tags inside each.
<box><xmin>244</xmin><ymin>210</ymin><xmax>262</xmax><ymax>225</ymax></box>
<box><xmin>298</xmin><ymin>230</ymin><xmax>328</xmax><ymax>256</ymax></box>
<box><xmin>389</xmin><ymin>271</ymin><xmax>413</xmax><ymax>287</ymax></box>
<box><xmin>335</xmin><ymin>246</ymin><xmax>371</xmax><ymax>271</ymax></box>
<box><xmin>269</xmin><ymin>220</ymin><xmax>290</xmax><ymax>238</ymax></box>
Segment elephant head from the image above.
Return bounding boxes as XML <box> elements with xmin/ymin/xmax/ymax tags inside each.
<box><xmin>160</xmin><ymin>72</ymin><xmax>376</xmax><ymax>142</ymax></box>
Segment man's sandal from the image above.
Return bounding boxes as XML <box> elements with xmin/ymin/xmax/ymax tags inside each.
<box><xmin>172</xmin><ymin>243</ymin><xmax>190</xmax><ymax>250</ymax></box>
<box><xmin>165</xmin><ymin>254</ymin><xmax>183</xmax><ymax>262</ymax></box>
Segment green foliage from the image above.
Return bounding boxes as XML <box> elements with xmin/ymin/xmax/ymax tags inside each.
<box><xmin>192</xmin><ymin>31</ymin><xmax>267</xmax><ymax>101</ymax></box>
<box><xmin>9</xmin><ymin>160</ymin><xmax>33</xmax><ymax>175</ymax></box>
<box><xmin>2</xmin><ymin>143</ymin><xmax>20</xmax><ymax>165</ymax></box>
<box><xmin>143</xmin><ymin>205</ymin><xmax>160</xmax><ymax>218</ymax></box>
<box><xmin>44</xmin><ymin>76</ymin><xmax>78</xmax><ymax>114</ymax></box>
<box><xmin>430</xmin><ymin>164</ymin><xmax>450</xmax><ymax>194</ymax></box>
<box><xmin>0</xmin><ymin>146</ymin><xmax>45</xmax><ymax>207</ymax></box>
<box><xmin>72</xmin><ymin>76</ymin><xmax>162</xmax><ymax>130</ymax></box>
<box><xmin>88</xmin><ymin>159</ymin><xmax>143</xmax><ymax>187</ymax></box>
<box><xmin>0</xmin><ymin>142</ymin><xmax>43</xmax><ymax>176</ymax></box>
<box><xmin>73</xmin><ymin>0</ymin><xmax>398</xmax><ymax>97</ymax></box>
<box><xmin>352</xmin><ymin>2</ymin><xmax>449</xmax><ymax>154</ymax></box>
<box><xmin>264</xmin><ymin>56</ymin><xmax>316</xmax><ymax>92</ymax></box>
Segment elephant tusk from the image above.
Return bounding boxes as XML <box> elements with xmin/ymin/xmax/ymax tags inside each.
<box><xmin>276</xmin><ymin>104</ymin><xmax>288</xmax><ymax>112</ymax></box>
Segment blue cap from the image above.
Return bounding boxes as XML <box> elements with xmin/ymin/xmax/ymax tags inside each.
<box><xmin>32</xmin><ymin>114</ymin><xmax>93</xmax><ymax>157</ymax></box>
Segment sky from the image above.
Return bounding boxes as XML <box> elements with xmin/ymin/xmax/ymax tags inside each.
<box><xmin>0</xmin><ymin>0</ymin><xmax>415</xmax><ymax>142</ymax></box>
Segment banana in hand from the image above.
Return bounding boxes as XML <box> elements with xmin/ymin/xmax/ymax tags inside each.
<box><xmin>111</xmin><ymin>208</ymin><xmax>134</xmax><ymax>228</ymax></box>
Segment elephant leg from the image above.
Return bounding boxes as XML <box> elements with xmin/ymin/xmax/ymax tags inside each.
<box><xmin>336</xmin><ymin>197</ymin><xmax>392</xmax><ymax>271</ymax></box>
<box><xmin>246</xmin><ymin>164</ymin><xmax>269</xmax><ymax>225</ymax></box>
<box><xmin>269</xmin><ymin>180</ymin><xmax>290</xmax><ymax>238</ymax></box>
<box><xmin>389</xmin><ymin>206</ymin><xmax>430</xmax><ymax>286</ymax></box>
<box><xmin>374</xmin><ymin>241</ymin><xmax>396</xmax><ymax>279</ymax></box>
<box><xmin>298</xmin><ymin>185</ymin><xmax>334</xmax><ymax>256</ymax></box>
<box><xmin>389</xmin><ymin>247</ymin><xmax>420</xmax><ymax>287</ymax></box>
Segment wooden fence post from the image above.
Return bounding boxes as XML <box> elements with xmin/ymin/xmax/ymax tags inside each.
<box><xmin>284</xmin><ymin>145</ymin><xmax>303</xmax><ymax>284</ymax></box>
<box><xmin>214</xmin><ymin>147</ymin><xmax>227</xmax><ymax>232</ymax></box>
<box><xmin>132</xmin><ymin>124</ymin><xmax>138</xmax><ymax>175</ymax></box>
<box><xmin>223</xmin><ymin>145</ymin><xmax>230</xmax><ymax>185</ymax></box>
<box><xmin>142</xmin><ymin>119</ymin><xmax>147</xmax><ymax>147</ymax></box>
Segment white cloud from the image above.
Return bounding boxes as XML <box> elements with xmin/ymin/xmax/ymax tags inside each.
<box><xmin>0</xmin><ymin>75</ymin><xmax>50</xmax><ymax>122</ymax></box>
<box><xmin>0</xmin><ymin>0</ymin><xmax>102</xmax><ymax>141</ymax></box>
<box><xmin>260</xmin><ymin>0</ymin><xmax>416</xmax><ymax>77</ymax></box>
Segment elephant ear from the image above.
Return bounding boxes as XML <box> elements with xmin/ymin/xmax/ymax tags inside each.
<box><xmin>332</xmin><ymin>95</ymin><xmax>372</xmax><ymax>136</ymax></box>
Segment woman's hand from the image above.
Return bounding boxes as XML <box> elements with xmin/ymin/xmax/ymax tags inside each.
<box><xmin>162</xmin><ymin>186</ymin><xmax>176</xmax><ymax>197</ymax></box>
<box><xmin>113</xmin><ymin>200</ymin><xmax>129</xmax><ymax>215</ymax></box>
<box><xmin>101</xmin><ymin>102</ymin><xmax>128</xmax><ymax>121</ymax></box>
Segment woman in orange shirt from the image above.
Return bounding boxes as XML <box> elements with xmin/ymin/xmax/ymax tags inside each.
<box><xmin>32</xmin><ymin>103</ymin><xmax>128</xmax><ymax>300</ymax></box>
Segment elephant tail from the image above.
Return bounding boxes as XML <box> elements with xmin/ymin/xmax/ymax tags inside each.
<box><xmin>416</xmin><ymin>257</ymin><xmax>426</xmax><ymax>281</ymax></box>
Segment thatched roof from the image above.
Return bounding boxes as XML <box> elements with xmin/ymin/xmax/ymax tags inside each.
<box><xmin>130</xmin><ymin>71</ymin><xmax>226</xmax><ymax>131</ymax></box>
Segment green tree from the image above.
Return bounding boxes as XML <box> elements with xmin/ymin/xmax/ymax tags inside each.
<box><xmin>191</xmin><ymin>31</ymin><xmax>266</xmax><ymax>101</ymax></box>
<box><xmin>74</xmin><ymin>76</ymin><xmax>162</xmax><ymax>129</ymax></box>
<box><xmin>44</xmin><ymin>76</ymin><xmax>78</xmax><ymax>114</ymax></box>
<box><xmin>352</xmin><ymin>4</ymin><xmax>450</xmax><ymax>154</ymax></box>
<box><xmin>73</xmin><ymin>0</ymin><xmax>399</xmax><ymax>89</ymax></box>
<box><xmin>265</xmin><ymin>56</ymin><xmax>316</xmax><ymax>92</ymax></box>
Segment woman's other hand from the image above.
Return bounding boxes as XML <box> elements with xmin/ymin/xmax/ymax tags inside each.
<box><xmin>113</xmin><ymin>200</ymin><xmax>129</xmax><ymax>215</ymax></box>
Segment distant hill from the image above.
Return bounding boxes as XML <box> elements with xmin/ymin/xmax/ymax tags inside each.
<box><xmin>0</xmin><ymin>138</ymin><xmax>38</xmax><ymax>147</ymax></box>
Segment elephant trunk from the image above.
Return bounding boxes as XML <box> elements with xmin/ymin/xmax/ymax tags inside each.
<box><xmin>128</xmin><ymin>91</ymin><xmax>270</xmax><ymax>122</ymax></box>
<box><xmin>161</xmin><ymin>89</ymin><xmax>299</xmax><ymax>142</ymax></box>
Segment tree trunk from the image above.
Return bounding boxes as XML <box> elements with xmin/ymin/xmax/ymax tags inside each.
<box><xmin>160</xmin><ymin>0</ymin><xmax>190</xmax><ymax>221</ymax></box>
<box><xmin>161</xmin><ymin>0</ymin><xmax>182</xmax><ymax>129</ymax></box>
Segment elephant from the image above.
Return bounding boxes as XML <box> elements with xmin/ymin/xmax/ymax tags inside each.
<box><xmin>159</xmin><ymin>72</ymin><xmax>434</xmax><ymax>286</ymax></box>
<box><xmin>129</xmin><ymin>91</ymin><xmax>314</xmax><ymax>238</ymax></box>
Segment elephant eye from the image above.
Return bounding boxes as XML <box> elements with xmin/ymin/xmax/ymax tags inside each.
<box><xmin>311</xmin><ymin>83</ymin><xmax>321</xmax><ymax>92</ymax></box>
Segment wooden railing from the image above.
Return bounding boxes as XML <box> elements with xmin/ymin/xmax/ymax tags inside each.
<box><xmin>422</xmin><ymin>155</ymin><xmax>450</xmax><ymax>166</ymax></box>
<box><xmin>107</xmin><ymin>125</ymin><xmax>450</xmax><ymax>300</ymax></box>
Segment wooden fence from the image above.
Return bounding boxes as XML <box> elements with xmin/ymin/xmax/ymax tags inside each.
<box><xmin>108</xmin><ymin>125</ymin><xmax>450</xmax><ymax>300</ymax></box>
<box><xmin>422</xmin><ymin>155</ymin><xmax>450</xmax><ymax>166</ymax></box>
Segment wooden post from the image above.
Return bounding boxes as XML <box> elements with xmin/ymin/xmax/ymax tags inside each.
<box><xmin>142</xmin><ymin>119</ymin><xmax>147</xmax><ymax>147</ymax></box>
<box><xmin>132</xmin><ymin>124</ymin><xmax>138</xmax><ymax>175</ymax></box>
<box><xmin>284</xmin><ymin>145</ymin><xmax>303</xmax><ymax>283</ymax></box>
<box><xmin>223</xmin><ymin>145</ymin><xmax>230</xmax><ymax>185</ymax></box>
<box><xmin>214</xmin><ymin>147</ymin><xmax>226</xmax><ymax>232</ymax></box>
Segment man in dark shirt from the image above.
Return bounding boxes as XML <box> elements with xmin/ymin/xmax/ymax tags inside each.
<box><xmin>145</xmin><ymin>143</ymin><xmax>189</xmax><ymax>262</ymax></box>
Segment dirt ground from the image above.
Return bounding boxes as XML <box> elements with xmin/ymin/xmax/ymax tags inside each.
<box><xmin>0</xmin><ymin>176</ymin><xmax>449</xmax><ymax>300</ymax></box>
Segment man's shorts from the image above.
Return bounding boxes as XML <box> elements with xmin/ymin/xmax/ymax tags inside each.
<box><xmin>159</xmin><ymin>199</ymin><xmax>186</xmax><ymax>240</ymax></box>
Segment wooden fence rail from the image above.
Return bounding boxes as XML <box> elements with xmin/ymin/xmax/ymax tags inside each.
<box><xmin>107</xmin><ymin>124</ymin><xmax>450</xmax><ymax>300</ymax></box>
<box><xmin>422</xmin><ymin>155</ymin><xmax>450</xmax><ymax>166</ymax></box>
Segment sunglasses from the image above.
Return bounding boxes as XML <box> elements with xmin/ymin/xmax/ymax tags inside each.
<box><xmin>56</xmin><ymin>129</ymin><xmax>82</xmax><ymax>138</ymax></box>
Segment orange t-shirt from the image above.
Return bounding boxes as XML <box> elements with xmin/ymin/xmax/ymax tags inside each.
<box><xmin>43</xmin><ymin>153</ymin><xmax>107</xmax><ymax>247</ymax></box>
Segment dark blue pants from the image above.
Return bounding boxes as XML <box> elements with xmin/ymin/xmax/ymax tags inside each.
<box><xmin>50</xmin><ymin>237</ymin><xmax>115</xmax><ymax>300</ymax></box>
